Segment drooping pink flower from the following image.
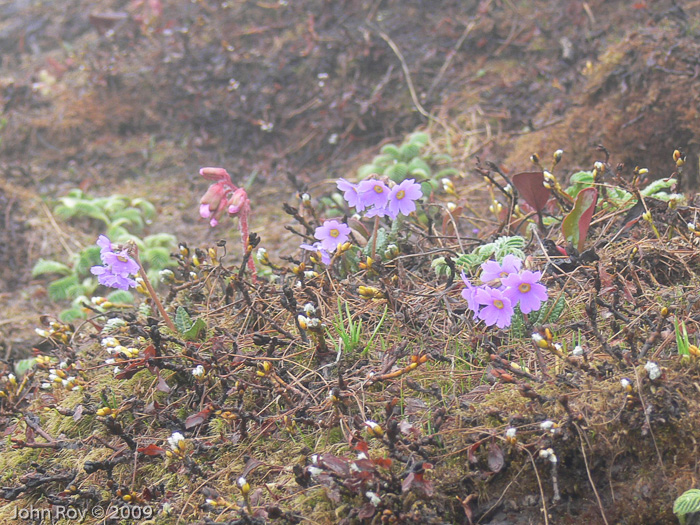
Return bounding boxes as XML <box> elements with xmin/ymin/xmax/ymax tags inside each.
<box><xmin>502</xmin><ymin>270</ymin><xmax>548</xmax><ymax>314</ymax></box>
<box><xmin>198</xmin><ymin>167</ymin><xmax>256</xmax><ymax>279</ymax></box>
<box><xmin>314</xmin><ymin>220</ymin><xmax>351</xmax><ymax>252</ymax></box>
<box><xmin>387</xmin><ymin>178</ymin><xmax>422</xmax><ymax>216</ymax></box>
<box><xmin>480</xmin><ymin>254</ymin><xmax>523</xmax><ymax>283</ymax></box>
<box><xmin>475</xmin><ymin>287</ymin><xmax>514</xmax><ymax>328</ymax></box>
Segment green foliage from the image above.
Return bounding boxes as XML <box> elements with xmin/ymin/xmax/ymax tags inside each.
<box><xmin>354</xmin><ymin>131</ymin><xmax>455</xmax><ymax>196</ymax></box>
<box><xmin>329</xmin><ymin>298</ymin><xmax>388</xmax><ymax>355</ymax></box>
<box><xmin>175</xmin><ymin>306</ymin><xmax>207</xmax><ymax>341</ymax></box>
<box><xmin>674</xmin><ymin>318</ymin><xmax>691</xmax><ymax>356</ymax></box>
<box><xmin>433</xmin><ymin>236</ymin><xmax>527</xmax><ymax>278</ymax></box>
<box><xmin>528</xmin><ymin>295</ymin><xmax>566</xmax><ymax>325</ymax></box>
<box><xmin>32</xmin><ymin>189</ymin><xmax>176</xmax><ymax>318</ymax></box>
<box><xmin>31</xmin><ymin>259</ymin><xmax>72</xmax><ymax>278</ymax></box>
<box><xmin>674</xmin><ymin>489</ymin><xmax>700</xmax><ymax>525</ymax></box>
<box><xmin>566</xmin><ymin>170</ymin><xmax>680</xmax><ymax>205</ymax></box>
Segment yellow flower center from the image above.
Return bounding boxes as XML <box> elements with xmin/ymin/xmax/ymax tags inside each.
<box><xmin>374</xmin><ymin>185</ymin><xmax>384</xmax><ymax>194</ymax></box>
<box><xmin>396</xmin><ymin>190</ymin><xmax>405</xmax><ymax>200</ymax></box>
<box><xmin>117</xmin><ymin>254</ymin><xmax>128</xmax><ymax>262</ymax></box>
<box><xmin>493</xmin><ymin>299</ymin><xmax>504</xmax><ymax>310</ymax></box>
<box><xmin>499</xmin><ymin>271</ymin><xmax>509</xmax><ymax>278</ymax></box>
<box><xmin>330</xmin><ymin>229</ymin><xmax>340</xmax><ymax>238</ymax></box>
<box><xmin>518</xmin><ymin>283</ymin><xmax>531</xmax><ymax>293</ymax></box>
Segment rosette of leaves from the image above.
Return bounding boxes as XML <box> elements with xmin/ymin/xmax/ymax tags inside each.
<box><xmin>32</xmin><ymin>233</ymin><xmax>177</xmax><ymax>322</ymax></box>
<box><xmin>432</xmin><ymin>236</ymin><xmax>527</xmax><ymax>278</ymax></box>
<box><xmin>356</xmin><ymin>132</ymin><xmax>458</xmax><ymax>196</ymax></box>
<box><xmin>53</xmin><ymin>189</ymin><xmax>157</xmax><ymax>232</ymax></box>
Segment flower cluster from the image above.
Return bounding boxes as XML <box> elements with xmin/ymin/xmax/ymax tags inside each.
<box><xmin>90</xmin><ymin>235</ymin><xmax>139</xmax><ymax>290</ymax></box>
<box><xmin>337</xmin><ymin>177</ymin><xmax>422</xmax><ymax>219</ymax></box>
<box><xmin>461</xmin><ymin>254</ymin><xmax>547</xmax><ymax>328</ymax></box>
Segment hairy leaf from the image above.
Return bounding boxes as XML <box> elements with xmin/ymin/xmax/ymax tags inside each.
<box><xmin>174</xmin><ymin>306</ymin><xmax>192</xmax><ymax>334</ymax></box>
<box><xmin>32</xmin><ymin>259</ymin><xmax>72</xmax><ymax>278</ymax></box>
<box><xmin>674</xmin><ymin>489</ymin><xmax>700</xmax><ymax>525</ymax></box>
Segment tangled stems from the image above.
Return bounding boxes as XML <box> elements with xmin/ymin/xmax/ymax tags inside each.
<box><xmin>129</xmin><ymin>244</ymin><xmax>176</xmax><ymax>333</ymax></box>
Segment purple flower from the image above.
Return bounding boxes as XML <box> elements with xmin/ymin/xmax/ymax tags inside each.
<box><xmin>300</xmin><ymin>242</ymin><xmax>332</xmax><ymax>265</ymax></box>
<box><xmin>337</xmin><ymin>178</ymin><xmax>365</xmax><ymax>211</ymax></box>
<box><xmin>364</xmin><ymin>205</ymin><xmax>397</xmax><ymax>219</ymax></box>
<box><xmin>90</xmin><ymin>265</ymin><xmax>137</xmax><ymax>290</ymax></box>
<box><xmin>314</xmin><ymin>220</ymin><xmax>351</xmax><ymax>252</ymax></box>
<box><xmin>480</xmin><ymin>254</ymin><xmax>522</xmax><ymax>283</ymax></box>
<box><xmin>502</xmin><ymin>270</ymin><xmax>548</xmax><ymax>314</ymax></box>
<box><xmin>387</xmin><ymin>178</ymin><xmax>422</xmax><ymax>216</ymax></box>
<box><xmin>475</xmin><ymin>287</ymin><xmax>514</xmax><ymax>328</ymax></box>
<box><xmin>90</xmin><ymin>236</ymin><xmax>139</xmax><ymax>291</ymax></box>
<box><xmin>97</xmin><ymin>234</ymin><xmax>112</xmax><ymax>254</ymax></box>
<box><xmin>357</xmin><ymin>179</ymin><xmax>390</xmax><ymax>209</ymax></box>
<box><xmin>461</xmin><ymin>272</ymin><xmax>480</xmax><ymax>319</ymax></box>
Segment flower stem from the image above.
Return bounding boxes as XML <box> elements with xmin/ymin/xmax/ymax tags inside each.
<box><xmin>130</xmin><ymin>246</ymin><xmax>176</xmax><ymax>333</ymax></box>
<box><xmin>370</xmin><ymin>216</ymin><xmax>380</xmax><ymax>260</ymax></box>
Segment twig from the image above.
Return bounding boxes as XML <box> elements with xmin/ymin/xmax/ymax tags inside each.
<box><xmin>574</xmin><ymin>424</ymin><xmax>609</xmax><ymax>525</ymax></box>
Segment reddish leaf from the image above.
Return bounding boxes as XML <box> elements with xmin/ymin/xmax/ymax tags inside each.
<box><xmin>143</xmin><ymin>344</ymin><xmax>156</xmax><ymax>360</ymax></box>
<box><xmin>319</xmin><ymin>454</ymin><xmax>350</xmax><ymax>476</ymax></box>
<box><xmin>115</xmin><ymin>364</ymin><xmax>143</xmax><ymax>380</ymax></box>
<box><xmin>373</xmin><ymin>457</ymin><xmax>392</xmax><ymax>469</ymax></box>
<box><xmin>156</xmin><ymin>375</ymin><xmax>170</xmax><ymax>393</ymax></box>
<box><xmin>467</xmin><ymin>442</ymin><xmax>480</xmax><ymax>464</ymax></box>
<box><xmin>487</xmin><ymin>443</ymin><xmax>504</xmax><ymax>473</ymax></box>
<box><xmin>357</xmin><ymin>502</ymin><xmax>377</xmax><ymax>520</ymax></box>
<box><xmin>512</xmin><ymin>171</ymin><xmax>549</xmax><ymax>212</ymax></box>
<box><xmin>185</xmin><ymin>407</ymin><xmax>212</xmax><ymax>429</ymax></box>
<box><xmin>402</xmin><ymin>471</ymin><xmax>416</xmax><ymax>493</ymax></box>
<box><xmin>562</xmin><ymin>187</ymin><xmax>598</xmax><ymax>253</ymax></box>
<box><xmin>137</xmin><ymin>444</ymin><xmax>165</xmax><ymax>456</ymax></box>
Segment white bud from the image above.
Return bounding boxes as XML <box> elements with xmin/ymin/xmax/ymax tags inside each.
<box><xmin>644</xmin><ymin>361</ymin><xmax>661</xmax><ymax>380</ymax></box>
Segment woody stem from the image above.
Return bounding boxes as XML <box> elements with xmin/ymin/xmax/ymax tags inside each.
<box><xmin>131</xmin><ymin>247</ymin><xmax>176</xmax><ymax>333</ymax></box>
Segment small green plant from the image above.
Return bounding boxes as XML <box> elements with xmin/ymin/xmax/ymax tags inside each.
<box><xmin>432</xmin><ymin>235</ymin><xmax>526</xmax><ymax>278</ymax></box>
<box><xmin>330</xmin><ymin>298</ymin><xmax>388</xmax><ymax>355</ymax></box>
<box><xmin>355</xmin><ymin>131</ymin><xmax>457</xmax><ymax>196</ymax></box>
<box><xmin>32</xmin><ymin>189</ymin><xmax>176</xmax><ymax>321</ymax></box>
<box><xmin>674</xmin><ymin>489</ymin><xmax>700</xmax><ymax>525</ymax></box>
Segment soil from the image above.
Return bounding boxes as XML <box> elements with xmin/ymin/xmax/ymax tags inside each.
<box><xmin>1</xmin><ymin>0</ymin><xmax>700</xmax><ymax>524</ymax></box>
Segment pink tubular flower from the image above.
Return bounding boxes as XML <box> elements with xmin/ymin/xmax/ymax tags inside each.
<box><xmin>502</xmin><ymin>270</ymin><xmax>548</xmax><ymax>314</ymax></box>
<box><xmin>480</xmin><ymin>254</ymin><xmax>523</xmax><ymax>283</ymax></box>
<box><xmin>314</xmin><ymin>220</ymin><xmax>351</xmax><ymax>252</ymax></box>
<box><xmin>475</xmin><ymin>287</ymin><xmax>514</xmax><ymax>328</ymax></box>
<box><xmin>198</xmin><ymin>167</ymin><xmax>255</xmax><ymax>278</ymax></box>
<box><xmin>337</xmin><ymin>178</ymin><xmax>365</xmax><ymax>211</ymax></box>
<box><xmin>387</xmin><ymin>178</ymin><xmax>422</xmax><ymax>216</ymax></box>
<box><xmin>357</xmin><ymin>179</ymin><xmax>390</xmax><ymax>209</ymax></box>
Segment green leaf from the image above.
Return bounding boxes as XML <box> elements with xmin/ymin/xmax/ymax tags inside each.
<box><xmin>111</xmin><ymin>208</ymin><xmax>144</xmax><ymax>230</ymax></box>
<box><xmin>48</xmin><ymin>275</ymin><xmax>83</xmax><ymax>302</ymax></box>
<box><xmin>132</xmin><ymin>198</ymin><xmax>157</xmax><ymax>221</ymax></box>
<box><xmin>106</xmin><ymin>224</ymin><xmax>131</xmax><ymax>241</ymax></box>
<box><xmin>14</xmin><ymin>358</ymin><xmax>37</xmax><ymax>377</ymax></box>
<box><xmin>72</xmin><ymin>201</ymin><xmax>110</xmax><ymax>224</ymax></box>
<box><xmin>102</xmin><ymin>196</ymin><xmax>128</xmax><ymax>216</ymax></box>
<box><xmin>385</xmin><ymin>162</ymin><xmax>409</xmax><ymax>182</ymax></box>
<box><xmin>399</xmin><ymin>143</ymin><xmax>420</xmax><ymax>162</ymax></box>
<box><xmin>53</xmin><ymin>204</ymin><xmax>77</xmax><ymax>221</ymax></box>
<box><xmin>371</xmin><ymin>154</ymin><xmax>395</xmax><ymax>168</ymax></box>
<box><xmin>175</xmin><ymin>306</ymin><xmax>193</xmax><ymax>334</ymax></box>
<box><xmin>183</xmin><ymin>318</ymin><xmax>207</xmax><ymax>341</ymax></box>
<box><xmin>407</xmin><ymin>157</ymin><xmax>431</xmax><ymax>178</ymax></box>
<box><xmin>75</xmin><ymin>246</ymin><xmax>102</xmax><ymax>277</ymax></box>
<box><xmin>380</xmin><ymin>144</ymin><xmax>401</xmax><ymax>159</ymax></box>
<box><xmin>32</xmin><ymin>259</ymin><xmax>72</xmax><ymax>278</ymax></box>
<box><xmin>106</xmin><ymin>290</ymin><xmax>134</xmax><ymax>304</ymax></box>
<box><xmin>408</xmin><ymin>131</ymin><xmax>429</xmax><ymax>147</ymax></box>
<box><xmin>562</xmin><ymin>188</ymin><xmax>598</xmax><ymax>253</ymax></box>
<box><xmin>436</xmin><ymin>168</ymin><xmax>460</xmax><ymax>179</ymax></box>
<box><xmin>144</xmin><ymin>233</ymin><xmax>177</xmax><ymax>249</ymax></box>
<box><xmin>143</xmin><ymin>246</ymin><xmax>172</xmax><ymax>270</ymax></box>
<box><xmin>674</xmin><ymin>489</ymin><xmax>700</xmax><ymax>524</ymax></box>
<box><xmin>59</xmin><ymin>307</ymin><xmax>86</xmax><ymax>323</ymax></box>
